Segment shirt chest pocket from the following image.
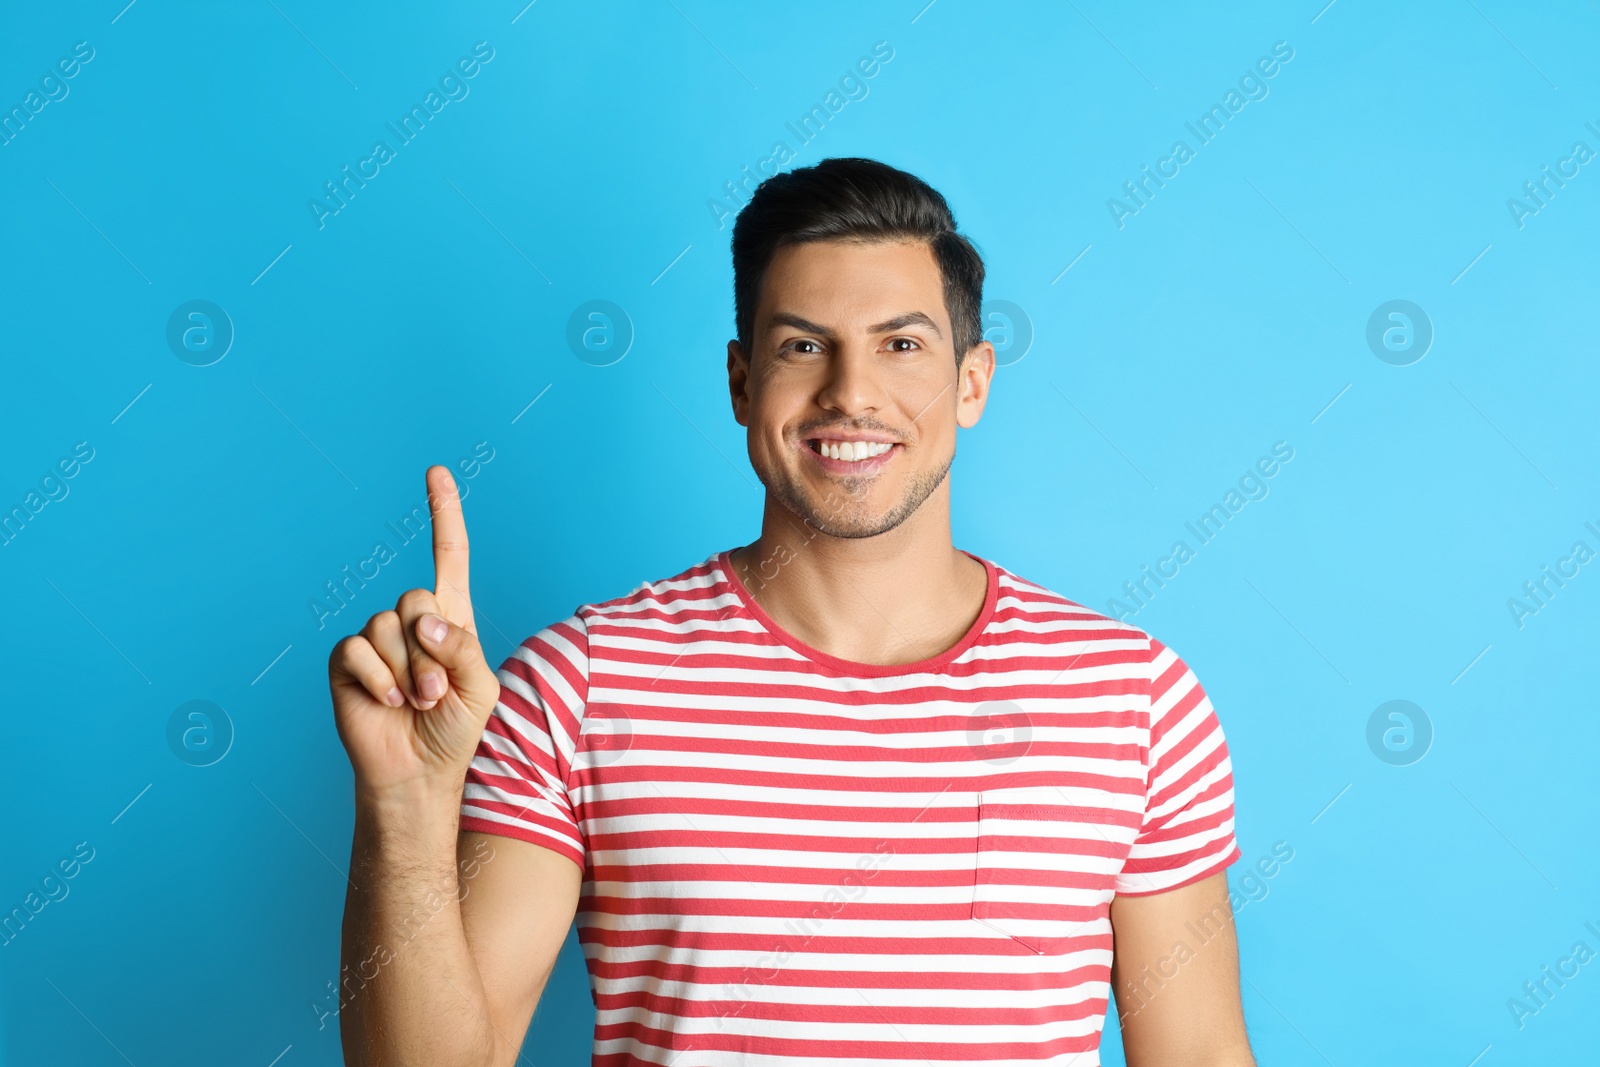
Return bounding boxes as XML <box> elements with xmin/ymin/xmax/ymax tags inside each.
<box><xmin>970</xmin><ymin>785</ymin><xmax>1140</xmax><ymax>955</ymax></box>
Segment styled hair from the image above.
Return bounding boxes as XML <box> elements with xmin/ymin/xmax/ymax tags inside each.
<box><xmin>731</xmin><ymin>157</ymin><xmax>986</xmax><ymax>366</ymax></box>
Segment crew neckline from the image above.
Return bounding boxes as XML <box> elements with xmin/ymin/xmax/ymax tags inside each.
<box><xmin>716</xmin><ymin>547</ymin><xmax>1000</xmax><ymax>677</ymax></box>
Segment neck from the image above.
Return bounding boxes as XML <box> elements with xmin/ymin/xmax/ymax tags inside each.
<box><xmin>728</xmin><ymin>482</ymin><xmax>989</xmax><ymax>666</ymax></box>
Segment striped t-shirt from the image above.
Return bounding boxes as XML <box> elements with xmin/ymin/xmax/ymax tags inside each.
<box><xmin>460</xmin><ymin>548</ymin><xmax>1241</xmax><ymax>1066</ymax></box>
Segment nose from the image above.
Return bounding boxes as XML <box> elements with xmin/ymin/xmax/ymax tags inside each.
<box><xmin>814</xmin><ymin>342</ymin><xmax>888</xmax><ymax>418</ymax></box>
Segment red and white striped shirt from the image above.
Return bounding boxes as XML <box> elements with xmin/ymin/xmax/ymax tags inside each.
<box><xmin>460</xmin><ymin>549</ymin><xmax>1241</xmax><ymax>1065</ymax></box>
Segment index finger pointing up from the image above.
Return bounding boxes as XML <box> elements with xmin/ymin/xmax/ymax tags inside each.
<box><xmin>427</xmin><ymin>465</ymin><xmax>473</xmax><ymax>626</ymax></box>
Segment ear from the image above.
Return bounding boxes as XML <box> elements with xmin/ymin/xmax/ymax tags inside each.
<box><xmin>955</xmin><ymin>340</ymin><xmax>996</xmax><ymax>429</ymax></box>
<box><xmin>727</xmin><ymin>339</ymin><xmax>752</xmax><ymax>426</ymax></box>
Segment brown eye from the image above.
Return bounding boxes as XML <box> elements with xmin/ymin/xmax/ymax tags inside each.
<box><xmin>889</xmin><ymin>337</ymin><xmax>921</xmax><ymax>352</ymax></box>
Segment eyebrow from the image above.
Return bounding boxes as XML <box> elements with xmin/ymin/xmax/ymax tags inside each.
<box><xmin>766</xmin><ymin>310</ymin><xmax>944</xmax><ymax>341</ymax></box>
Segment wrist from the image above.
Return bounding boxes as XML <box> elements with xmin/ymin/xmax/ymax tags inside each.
<box><xmin>353</xmin><ymin>773</ymin><xmax>465</xmax><ymax>835</ymax></box>
<box><xmin>347</xmin><ymin>783</ymin><xmax>464</xmax><ymax>911</ymax></box>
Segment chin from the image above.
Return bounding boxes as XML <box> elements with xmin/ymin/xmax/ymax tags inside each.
<box><xmin>755</xmin><ymin>448</ymin><xmax>951</xmax><ymax>541</ymax></box>
<box><xmin>805</xmin><ymin>508</ymin><xmax>899</xmax><ymax>539</ymax></box>
<box><xmin>783</xmin><ymin>481</ymin><xmax>918</xmax><ymax>539</ymax></box>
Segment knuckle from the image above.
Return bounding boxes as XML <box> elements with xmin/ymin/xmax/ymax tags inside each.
<box><xmin>397</xmin><ymin>588</ymin><xmax>434</xmax><ymax>614</ymax></box>
<box><xmin>329</xmin><ymin>635</ymin><xmax>359</xmax><ymax>667</ymax></box>
<box><xmin>364</xmin><ymin>610</ymin><xmax>400</xmax><ymax>638</ymax></box>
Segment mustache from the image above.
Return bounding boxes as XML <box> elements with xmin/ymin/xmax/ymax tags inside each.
<box><xmin>794</xmin><ymin>417</ymin><xmax>906</xmax><ymax>440</ymax></box>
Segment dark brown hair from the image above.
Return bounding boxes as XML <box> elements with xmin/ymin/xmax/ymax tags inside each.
<box><xmin>731</xmin><ymin>157</ymin><xmax>986</xmax><ymax>366</ymax></box>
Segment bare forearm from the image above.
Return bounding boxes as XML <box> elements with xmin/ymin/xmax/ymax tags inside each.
<box><xmin>1112</xmin><ymin>873</ymin><xmax>1256</xmax><ymax>1067</ymax></box>
<box><xmin>1125</xmin><ymin>1049</ymin><xmax>1255</xmax><ymax>1067</ymax></box>
<box><xmin>1123</xmin><ymin>1044</ymin><xmax>1255</xmax><ymax>1067</ymax></box>
<box><xmin>339</xmin><ymin>783</ymin><xmax>497</xmax><ymax>1067</ymax></box>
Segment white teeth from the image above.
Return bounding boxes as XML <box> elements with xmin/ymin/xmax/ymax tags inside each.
<box><xmin>818</xmin><ymin>440</ymin><xmax>892</xmax><ymax>461</ymax></box>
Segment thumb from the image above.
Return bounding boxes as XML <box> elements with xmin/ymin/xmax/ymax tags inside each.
<box><xmin>415</xmin><ymin>612</ymin><xmax>498</xmax><ymax>712</ymax></box>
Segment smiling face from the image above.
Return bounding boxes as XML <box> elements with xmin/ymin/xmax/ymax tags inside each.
<box><xmin>727</xmin><ymin>238</ymin><xmax>994</xmax><ymax>539</ymax></box>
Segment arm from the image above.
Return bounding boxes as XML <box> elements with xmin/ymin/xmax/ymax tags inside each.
<box><xmin>1110</xmin><ymin>871</ymin><xmax>1254</xmax><ymax>1067</ymax></box>
<box><xmin>338</xmin><ymin>787</ymin><xmax>581</xmax><ymax>1066</ymax></box>
<box><xmin>458</xmin><ymin>831</ymin><xmax>583</xmax><ymax>1063</ymax></box>
<box><xmin>331</xmin><ymin>465</ymin><xmax>580</xmax><ymax>1065</ymax></box>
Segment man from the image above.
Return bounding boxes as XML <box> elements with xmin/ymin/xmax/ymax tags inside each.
<box><xmin>331</xmin><ymin>157</ymin><xmax>1255</xmax><ymax>1065</ymax></box>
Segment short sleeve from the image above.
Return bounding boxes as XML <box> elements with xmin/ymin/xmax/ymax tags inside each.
<box><xmin>459</xmin><ymin>612</ymin><xmax>590</xmax><ymax>873</ymax></box>
<box><xmin>1113</xmin><ymin>636</ymin><xmax>1242</xmax><ymax>896</ymax></box>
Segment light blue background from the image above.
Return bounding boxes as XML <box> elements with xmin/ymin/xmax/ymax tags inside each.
<box><xmin>3</xmin><ymin>1</ymin><xmax>1597</xmax><ymax>1063</ymax></box>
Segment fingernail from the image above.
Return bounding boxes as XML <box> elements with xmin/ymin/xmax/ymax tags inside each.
<box><xmin>420</xmin><ymin>614</ymin><xmax>448</xmax><ymax>643</ymax></box>
<box><xmin>385</xmin><ymin>687</ymin><xmax>404</xmax><ymax>707</ymax></box>
<box><xmin>419</xmin><ymin>673</ymin><xmax>445</xmax><ymax>700</ymax></box>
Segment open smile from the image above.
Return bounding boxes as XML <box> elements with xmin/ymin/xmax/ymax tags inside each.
<box><xmin>801</xmin><ymin>435</ymin><xmax>901</xmax><ymax>475</ymax></box>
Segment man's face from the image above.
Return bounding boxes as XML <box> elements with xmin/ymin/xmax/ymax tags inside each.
<box><xmin>727</xmin><ymin>238</ymin><xmax>994</xmax><ymax>539</ymax></box>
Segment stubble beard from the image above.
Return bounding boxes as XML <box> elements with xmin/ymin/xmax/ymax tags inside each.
<box><xmin>764</xmin><ymin>447</ymin><xmax>955</xmax><ymax>540</ymax></box>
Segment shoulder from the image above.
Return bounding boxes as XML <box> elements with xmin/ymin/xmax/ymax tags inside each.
<box><xmin>987</xmin><ymin>558</ymin><xmax>1161</xmax><ymax>661</ymax></box>
<box><xmin>991</xmin><ymin>564</ymin><xmax>1228</xmax><ymax>772</ymax></box>
<box><xmin>507</xmin><ymin>551</ymin><xmax>742</xmax><ymax>664</ymax></box>
<box><xmin>493</xmin><ymin>552</ymin><xmax>737</xmax><ymax>716</ymax></box>
<box><xmin>984</xmin><ymin>558</ymin><xmax>1213</xmax><ymax>711</ymax></box>
<box><xmin>572</xmin><ymin>550</ymin><xmax>731</xmax><ymax>623</ymax></box>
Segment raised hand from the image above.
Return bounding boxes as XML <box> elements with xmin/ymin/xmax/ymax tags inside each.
<box><xmin>329</xmin><ymin>465</ymin><xmax>501</xmax><ymax>796</ymax></box>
